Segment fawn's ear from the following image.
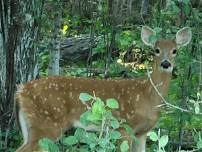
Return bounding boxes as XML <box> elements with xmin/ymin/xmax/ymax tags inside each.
<box><xmin>176</xmin><ymin>27</ymin><xmax>192</xmax><ymax>48</ymax></box>
<box><xmin>141</xmin><ymin>26</ymin><xmax>156</xmax><ymax>47</ymax></box>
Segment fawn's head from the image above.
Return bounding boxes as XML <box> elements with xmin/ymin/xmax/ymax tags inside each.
<box><xmin>141</xmin><ymin>26</ymin><xmax>192</xmax><ymax>72</ymax></box>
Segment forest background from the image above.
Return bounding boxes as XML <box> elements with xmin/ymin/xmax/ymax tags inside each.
<box><xmin>0</xmin><ymin>0</ymin><xmax>202</xmax><ymax>151</ymax></box>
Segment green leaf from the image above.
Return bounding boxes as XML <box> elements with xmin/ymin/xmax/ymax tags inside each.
<box><xmin>87</xmin><ymin>113</ymin><xmax>102</xmax><ymax>121</ymax></box>
<box><xmin>79</xmin><ymin>93</ymin><xmax>93</xmax><ymax>102</ymax></box>
<box><xmin>159</xmin><ymin>135</ymin><xmax>169</xmax><ymax>147</ymax></box>
<box><xmin>120</xmin><ymin>140</ymin><xmax>129</xmax><ymax>152</ymax></box>
<box><xmin>99</xmin><ymin>138</ymin><xmax>109</xmax><ymax>148</ymax></box>
<box><xmin>110</xmin><ymin>130</ymin><xmax>121</xmax><ymax>140</ymax></box>
<box><xmin>184</xmin><ymin>5</ymin><xmax>190</xmax><ymax>16</ymax></box>
<box><xmin>92</xmin><ymin>100</ymin><xmax>105</xmax><ymax>115</ymax></box>
<box><xmin>197</xmin><ymin>140</ymin><xmax>202</xmax><ymax>149</ymax></box>
<box><xmin>189</xmin><ymin>99</ymin><xmax>195</xmax><ymax>104</ymax></box>
<box><xmin>82</xmin><ymin>132</ymin><xmax>98</xmax><ymax>145</ymax></box>
<box><xmin>63</xmin><ymin>136</ymin><xmax>78</xmax><ymax>146</ymax></box>
<box><xmin>74</xmin><ymin>128</ymin><xmax>85</xmax><ymax>141</ymax></box>
<box><xmin>157</xmin><ymin>149</ymin><xmax>165</xmax><ymax>152</ymax></box>
<box><xmin>199</xmin><ymin>41</ymin><xmax>202</xmax><ymax>45</ymax></box>
<box><xmin>79</xmin><ymin>148</ymin><xmax>89</xmax><ymax>152</ymax></box>
<box><xmin>38</xmin><ymin>138</ymin><xmax>59</xmax><ymax>152</ymax></box>
<box><xmin>182</xmin><ymin>0</ymin><xmax>190</xmax><ymax>5</ymax></box>
<box><xmin>106</xmin><ymin>98</ymin><xmax>119</xmax><ymax>109</ymax></box>
<box><xmin>148</xmin><ymin>131</ymin><xmax>158</xmax><ymax>142</ymax></box>
<box><xmin>194</xmin><ymin>102</ymin><xmax>200</xmax><ymax>114</ymax></box>
<box><xmin>111</xmin><ymin>120</ymin><xmax>120</xmax><ymax>129</ymax></box>
<box><xmin>154</xmin><ymin>27</ymin><xmax>162</xmax><ymax>33</ymax></box>
<box><xmin>80</xmin><ymin>111</ymin><xmax>91</xmax><ymax>126</ymax></box>
<box><xmin>90</xmin><ymin>143</ymin><xmax>96</xmax><ymax>149</ymax></box>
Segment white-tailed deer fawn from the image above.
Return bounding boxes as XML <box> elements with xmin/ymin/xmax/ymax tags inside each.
<box><xmin>15</xmin><ymin>26</ymin><xmax>191</xmax><ymax>152</ymax></box>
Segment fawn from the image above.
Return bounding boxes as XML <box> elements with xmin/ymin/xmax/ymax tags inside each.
<box><xmin>15</xmin><ymin>26</ymin><xmax>191</xmax><ymax>152</ymax></box>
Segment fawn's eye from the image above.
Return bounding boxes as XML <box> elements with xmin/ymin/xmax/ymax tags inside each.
<box><xmin>172</xmin><ymin>49</ymin><xmax>177</xmax><ymax>55</ymax></box>
<box><xmin>155</xmin><ymin>48</ymin><xmax>160</xmax><ymax>54</ymax></box>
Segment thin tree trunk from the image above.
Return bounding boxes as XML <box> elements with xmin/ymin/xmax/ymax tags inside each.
<box><xmin>141</xmin><ymin>0</ymin><xmax>149</xmax><ymax>17</ymax></box>
<box><xmin>48</xmin><ymin>6</ymin><xmax>62</xmax><ymax>75</ymax></box>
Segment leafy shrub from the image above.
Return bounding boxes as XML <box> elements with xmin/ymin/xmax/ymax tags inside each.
<box><xmin>38</xmin><ymin>93</ymin><xmax>135</xmax><ymax>152</ymax></box>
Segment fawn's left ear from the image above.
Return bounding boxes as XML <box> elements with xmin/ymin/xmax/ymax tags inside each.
<box><xmin>176</xmin><ymin>27</ymin><xmax>192</xmax><ymax>48</ymax></box>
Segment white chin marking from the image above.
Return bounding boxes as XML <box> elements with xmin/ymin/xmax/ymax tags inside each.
<box><xmin>160</xmin><ymin>66</ymin><xmax>173</xmax><ymax>73</ymax></box>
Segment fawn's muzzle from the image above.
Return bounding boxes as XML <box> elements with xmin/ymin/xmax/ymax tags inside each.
<box><xmin>161</xmin><ymin>60</ymin><xmax>171</xmax><ymax>69</ymax></box>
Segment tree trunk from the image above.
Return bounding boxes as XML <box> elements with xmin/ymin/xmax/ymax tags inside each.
<box><xmin>141</xmin><ymin>0</ymin><xmax>149</xmax><ymax>17</ymax></box>
<box><xmin>0</xmin><ymin>0</ymin><xmax>44</xmax><ymax>150</ymax></box>
<box><xmin>48</xmin><ymin>4</ymin><xmax>62</xmax><ymax>76</ymax></box>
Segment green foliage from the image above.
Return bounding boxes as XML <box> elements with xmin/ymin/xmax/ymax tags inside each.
<box><xmin>38</xmin><ymin>93</ymin><xmax>135</xmax><ymax>152</ymax></box>
<box><xmin>38</xmin><ymin>138</ymin><xmax>59</xmax><ymax>152</ymax></box>
<box><xmin>117</xmin><ymin>31</ymin><xmax>136</xmax><ymax>50</ymax></box>
<box><xmin>106</xmin><ymin>98</ymin><xmax>119</xmax><ymax>109</ymax></box>
<box><xmin>148</xmin><ymin>131</ymin><xmax>169</xmax><ymax>152</ymax></box>
<box><xmin>120</xmin><ymin>140</ymin><xmax>129</xmax><ymax>152</ymax></box>
<box><xmin>79</xmin><ymin>93</ymin><xmax>93</xmax><ymax>102</ymax></box>
<box><xmin>195</xmin><ymin>132</ymin><xmax>202</xmax><ymax>150</ymax></box>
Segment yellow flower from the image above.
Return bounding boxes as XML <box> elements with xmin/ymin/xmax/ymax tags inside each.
<box><xmin>137</xmin><ymin>64</ymin><xmax>146</xmax><ymax>69</ymax></box>
<box><xmin>62</xmin><ymin>25</ymin><xmax>69</xmax><ymax>34</ymax></box>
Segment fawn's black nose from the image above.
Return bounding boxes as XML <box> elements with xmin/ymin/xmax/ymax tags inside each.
<box><xmin>161</xmin><ymin>60</ymin><xmax>171</xmax><ymax>69</ymax></box>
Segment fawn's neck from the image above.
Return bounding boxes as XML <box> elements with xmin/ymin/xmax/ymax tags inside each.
<box><xmin>150</xmin><ymin>62</ymin><xmax>172</xmax><ymax>97</ymax></box>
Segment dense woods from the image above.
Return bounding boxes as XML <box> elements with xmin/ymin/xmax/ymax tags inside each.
<box><xmin>0</xmin><ymin>0</ymin><xmax>202</xmax><ymax>151</ymax></box>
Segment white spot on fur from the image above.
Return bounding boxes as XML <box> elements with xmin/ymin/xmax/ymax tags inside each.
<box><xmin>121</xmin><ymin>104</ymin><xmax>125</xmax><ymax>111</ymax></box>
<box><xmin>117</xmin><ymin>94</ymin><xmax>121</xmax><ymax>100</ymax></box>
<box><xmin>136</xmin><ymin>94</ymin><xmax>140</xmax><ymax>102</ymax></box>
<box><xmin>33</xmin><ymin>83</ymin><xmax>37</xmax><ymax>88</ymax></box>
<box><xmin>69</xmin><ymin>92</ymin><xmax>73</xmax><ymax>98</ymax></box>
<box><xmin>148</xmin><ymin>86</ymin><xmax>152</xmax><ymax>93</ymax></box>
<box><xmin>44</xmin><ymin>111</ymin><xmax>49</xmax><ymax>115</ymax></box>
<box><xmin>57</xmin><ymin>108</ymin><xmax>61</xmax><ymax>112</ymax></box>
<box><xmin>126</xmin><ymin>113</ymin><xmax>131</xmax><ymax>119</ymax></box>
<box><xmin>71</xmin><ymin>109</ymin><xmax>76</xmax><ymax>113</ymax></box>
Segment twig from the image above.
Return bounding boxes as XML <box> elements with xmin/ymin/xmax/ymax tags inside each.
<box><xmin>147</xmin><ymin>69</ymin><xmax>202</xmax><ymax>115</ymax></box>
